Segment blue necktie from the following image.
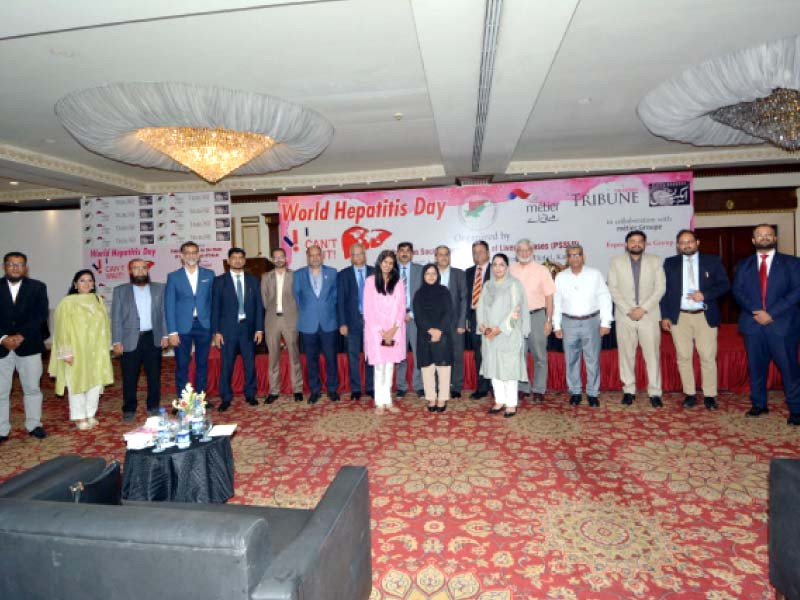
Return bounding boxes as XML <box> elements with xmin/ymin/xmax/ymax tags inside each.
<box><xmin>402</xmin><ymin>266</ymin><xmax>409</xmax><ymax>308</ymax></box>
<box><xmin>235</xmin><ymin>274</ymin><xmax>245</xmax><ymax>316</ymax></box>
<box><xmin>357</xmin><ymin>269</ymin><xmax>364</xmax><ymax>313</ymax></box>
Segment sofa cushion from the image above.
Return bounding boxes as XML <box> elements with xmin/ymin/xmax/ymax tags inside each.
<box><xmin>0</xmin><ymin>457</ymin><xmax>106</xmax><ymax>501</ymax></box>
<box><xmin>769</xmin><ymin>458</ymin><xmax>800</xmax><ymax>600</ymax></box>
<box><xmin>0</xmin><ymin>455</ymin><xmax>81</xmax><ymax>497</ymax></box>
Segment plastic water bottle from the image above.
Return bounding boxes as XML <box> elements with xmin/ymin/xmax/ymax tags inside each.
<box><xmin>176</xmin><ymin>410</ymin><xmax>191</xmax><ymax>449</ymax></box>
<box><xmin>154</xmin><ymin>407</ymin><xmax>169</xmax><ymax>452</ymax></box>
<box><xmin>190</xmin><ymin>398</ymin><xmax>204</xmax><ymax>436</ymax></box>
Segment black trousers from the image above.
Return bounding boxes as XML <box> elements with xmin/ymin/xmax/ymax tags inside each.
<box><xmin>219</xmin><ymin>320</ymin><xmax>257</xmax><ymax>402</ymax></box>
<box><xmin>121</xmin><ymin>330</ymin><xmax>162</xmax><ymax>414</ymax></box>
<box><xmin>466</xmin><ymin>329</ymin><xmax>490</xmax><ymax>394</ymax></box>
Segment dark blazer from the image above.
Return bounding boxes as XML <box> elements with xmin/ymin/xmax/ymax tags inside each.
<box><xmin>165</xmin><ymin>267</ymin><xmax>215</xmax><ymax>333</ymax></box>
<box><xmin>465</xmin><ymin>263</ymin><xmax>491</xmax><ymax>331</ymax></box>
<box><xmin>659</xmin><ymin>253</ymin><xmax>730</xmax><ymax>327</ymax></box>
<box><xmin>733</xmin><ymin>252</ymin><xmax>800</xmax><ymax>336</ymax></box>
<box><xmin>211</xmin><ymin>272</ymin><xmax>265</xmax><ymax>339</ymax></box>
<box><xmin>444</xmin><ymin>267</ymin><xmax>468</xmax><ymax>330</ymax></box>
<box><xmin>337</xmin><ymin>265</ymin><xmax>375</xmax><ymax>329</ymax></box>
<box><xmin>0</xmin><ymin>277</ymin><xmax>49</xmax><ymax>357</ymax></box>
<box><xmin>292</xmin><ymin>265</ymin><xmax>338</xmax><ymax>334</ymax></box>
<box><xmin>111</xmin><ymin>282</ymin><xmax>168</xmax><ymax>350</ymax></box>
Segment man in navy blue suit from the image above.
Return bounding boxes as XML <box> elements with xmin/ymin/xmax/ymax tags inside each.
<box><xmin>660</xmin><ymin>230</ymin><xmax>730</xmax><ymax>410</ymax></box>
<box><xmin>211</xmin><ymin>247</ymin><xmax>264</xmax><ymax>411</ymax></box>
<box><xmin>293</xmin><ymin>245</ymin><xmax>339</xmax><ymax>404</ymax></box>
<box><xmin>165</xmin><ymin>241</ymin><xmax>215</xmax><ymax>400</ymax></box>
<box><xmin>732</xmin><ymin>224</ymin><xmax>800</xmax><ymax>425</ymax></box>
<box><xmin>337</xmin><ymin>243</ymin><xmax>374</xmax><ymax>401</ymax></box>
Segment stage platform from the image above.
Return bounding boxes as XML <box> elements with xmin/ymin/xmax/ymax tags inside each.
<box><xmin>192</xmin><ymin>324</ymin><xmax>788</xmax><ymax>397</ymax></box>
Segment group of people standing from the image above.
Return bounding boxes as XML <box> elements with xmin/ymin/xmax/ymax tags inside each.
<box><xmin>1</xmin><ymin>221</ymin><xmax>798</xmax><ymax>440</ymax></box>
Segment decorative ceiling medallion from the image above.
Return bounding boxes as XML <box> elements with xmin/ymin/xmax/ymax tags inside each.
<box><xmin>55</xmin><ymin>82</ymin><xmax>334</xmax><ymax>182</ymax></box>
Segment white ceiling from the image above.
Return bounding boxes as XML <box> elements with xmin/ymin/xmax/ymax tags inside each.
<box><xmin>1</xmin><ymin>0</ymin><xmax>799</xmax><ymax>204</ymax></box>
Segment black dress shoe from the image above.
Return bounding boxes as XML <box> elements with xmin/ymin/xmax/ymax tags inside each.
<box><xmin>451</xmin><ymin>390</ymin><xmax>461</xmax><ymax>399</ymax></box>
<box><xmin>682</xmin><ymin>395</ymin><xmax>697</xmax><ymax>408</ymax></box>
<box><xmin>246</xmin><ymin>396</ymin><xmax>258</xmax><ymax>406</ymax></box>
<box><xmin>470</xmin><ymin>390</ymin><xmax>488</xmax><ymax>400</ymax></box>
<box><xmin>264</xmin><ymin>394</ymin><xmax>278</xmax><ymax>405</ymax></box>
<box><xmin>787</xmin><ymin>413</ymin><xmax>800</xmax><ymax>426</ymax></box>
<box><xmin>122</xmin><ymin>412</ymin><xmax>136</xmax><ymax>422</ymax></box>
<box><xmin>351</xmin><ymin>393</ymin><xmax>362</xmax><ymax>401</ymax></box>
<box><xmin>650</xmin><ymin>396</ymin><xmax>663</xmax><ymax>408</ymax></box>
<box><xmin>569</xmin><ymin>394</ymin><xmax>582</xmax><ymax>406</ymax></box>
<box><xmin>415</xmin><ymin>389</ymin><xmax>425</xmax><ymax>397</ymax></box>
<box><xmin>218</xmin><ymin>401</ymin><xmax>231</xmax><ymax>412</ymax></box>
<box><xmin>531</xmin><ymin>393</ymin><xmax>545</xmax><ymax>403</ymax></box>
<box><xmin>294</xmin><ymin>393</ymin><xmax>304</xmax><ymax>402</ymax></box>
<box><xmin>0</xmin><ymin>434</ymin><xmax>9</xmax><ymax>443</ymax></box>
<box><xmin>427</xmin><ymin>403</ymin><xmax>436</xmax><ymax>413</ymax></box>
<box><xmin>745</xmin><ymin>406</ymin><xmax>768</xmax><ymax>417</ymax></box>
<box><xmin>147</xmin><ymin>408</ymin><xmax>161</xmax><ymax>417</ymax></box>
<box><xmin>503</xmin><ymin>410</ymin><xmax>517</xmax><ymax>418</ymax></box>
<box><xmin>396</xmin><ymin>389</ymin><xmax>407</xmax><ymax>398</ymax></box>
<box><xmin>308</xmin><ymin>393</ymin><xmax>321</xmax><ymax>405</ymax></box>
<box><xmin>366</xmin><ymin>390</ymin><xmax>375</xmax><ymax>399</ymax></box>
<box><xmin>28</xmin><ymin>426</ymin><xmax>47</xmax><ymax>439</ymax></box>
<box><xmin>329</xmin><ymin>392</ymin><xmax>340</xmax><ymax>402</ymax></box>
<box><xmin>488</xmin><ymin>406</ymin><xmax>504</xmax><ymax>414</ymax></box>
<box><xmin>205</xmin><ymin>400</ymin><xmax>216</xmax><ymax>410</ymax></box>
<box><xmin>703</xmin><ymin>397</ymin><xmax>718</xmax><ymax>410</ymax></box>
<box><xmin>621</xmin><ymin>393</ymin><xmax>635</xmax><ymax>405</ymax></box>
<box><xmin>587</xmin><ymin>396</ymin><xmax>600</xmax><ymax>408</ymax></box>
<box><xmin>436</xmin><ymin>404</ymin><xmax>447</xmax><ymax>413</ymax></box>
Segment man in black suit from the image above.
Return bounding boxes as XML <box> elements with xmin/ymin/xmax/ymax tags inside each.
<box><xmin>337</xmin><ymin>243</ymin><xmax>374</xmax><ymax>400</ymax></box>
<box><xmin>465</xmin><ymin>240</ymin><xmax>491</xmax><ymax>399</ymax></box>
<box><xmin>435</xmin><ymin>245</ymin><xmax>467</xmax><ymax>398</ymax></box>
<box><xmin>211</xmin><ymin>247</ymin><xmax>264</xmax><ymax>411</ymax></box>
<box><xmin>0</xmin><ymin>251</ymin><xmax>49</xmax><ymax>441</ymax></box>
<box><xmin>660</xmin><ymin>230</ymin><xmax>730</xmax><ymax>410</ymax></box>
<box><xmin>732</xmin><ymin>224</ymin><xmax>800</xmax><ymax>425</ymax></box>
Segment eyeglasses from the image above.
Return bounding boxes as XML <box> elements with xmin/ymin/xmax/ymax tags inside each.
<box><xmin>4</xmin><ymin>262</ymin><xmax>25</xmax><ymax>268</ymax></box>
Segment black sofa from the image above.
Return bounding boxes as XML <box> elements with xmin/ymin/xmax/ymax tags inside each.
<box><xmin>0</xmin><ymin>456</ymin><xmax>372</xmax><ymax>600</ymax></box>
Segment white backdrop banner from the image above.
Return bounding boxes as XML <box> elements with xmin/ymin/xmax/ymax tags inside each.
<box><xmin>81</xmin><ymin>191</ymin><xmax>231</xmax><ymax>304</ymax></box>
<box><xmin>278</xmin><ymin>172</ymin><xmax>694</xmax><ymax>273</ymax></box>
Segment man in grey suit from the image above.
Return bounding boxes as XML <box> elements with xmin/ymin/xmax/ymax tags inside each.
<box><xmin>261</xmin><ymin>247</ymin><xmax>304</xmax><ymax>404</ymax></box>
<box><xmin>395</xmin><ymin>241</ymin><xmax>424</xmax><ymax>396</ymax></box>
<box><xmin>112</xmin><ymin>258</ymin><xmax>169</xmax><ymax>421</ymax></box>
<box><xmin>435</xmin><ymin>245</ymin><xmax>467</xmax><ymax>397</ymax></box>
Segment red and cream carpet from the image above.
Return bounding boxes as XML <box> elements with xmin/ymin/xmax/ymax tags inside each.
<box><xmin>1</xmin><ymin>360</ymin><xmax>798</xmax><ymax>600</ymax></box>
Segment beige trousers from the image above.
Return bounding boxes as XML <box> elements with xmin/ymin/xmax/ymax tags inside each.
<box><xmin>265</xmin><ymin>316</ymin><xmax>304</xmax><ymax>394</ymax></box>
<box><xmin>421</xmin><ymin>365</ymin><xmax>451</xmax><ymax>401</ymax></box>
<box><xmin>669</xmin><ymin>312</ymin><xmax>718</xmax><ymax>397</ymax></box>
<box><xmin>616</xmin><ymin>317</ymin><xmax>662</xmax><ymax>396</ymax></box>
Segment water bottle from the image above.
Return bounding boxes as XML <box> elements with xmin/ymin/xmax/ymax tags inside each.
<box><xmin>153</xmin><ymin>407</ymin><xmax>169</xmax><ymax>452</ymax></box>
<box><xmin>191</xmin><ymin>398</ymin><xmax>204</xmax><ymax>436</ymax></box>
<box><xmin>176</xmin><ymin>410</ymin><xmax>191</xmax><ymax>449</ymax></box>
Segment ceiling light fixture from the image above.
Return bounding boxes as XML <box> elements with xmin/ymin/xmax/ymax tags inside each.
<box><xmin>9</xmin><ymin>181</ymin><xmax>19</xmax><ymax>185</ymax></box>
<box><xmin>55</xmin><ymin>82</ymin><xmax>334</xmax><ymax>183</ymax></box>
<box><xmin>710</xmin><ymin>87</ymin><xmax>800</xmax><ymax>151</ymax></box>
<box><xmin>134</xmin><ymin>127</ymin><xmax>275</xmax><ymax>183</ymax></box>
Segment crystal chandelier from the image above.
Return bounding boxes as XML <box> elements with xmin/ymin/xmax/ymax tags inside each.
<box><xmin>134</xmin><ymin>126</ymin><xmax>275</xmax><ymax>183</ymax></box>
<box><xmin>710</xmin><ymin>88</ymin><xmax>800</xmax><ymax>151</ymax></box>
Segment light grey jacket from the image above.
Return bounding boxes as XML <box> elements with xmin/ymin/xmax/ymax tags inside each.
<box><xmin>111</xmin><ymin>282</ymin><xmax>168</xmax><ymax>350</ymax></box>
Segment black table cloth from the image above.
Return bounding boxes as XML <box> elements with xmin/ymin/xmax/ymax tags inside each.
<box><xmin>122</xmin><ymin>435</ymin><xmax>234</xmax><ymax>503</ymax></box>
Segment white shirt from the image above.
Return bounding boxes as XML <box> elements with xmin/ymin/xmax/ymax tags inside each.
<box><xmin>275</xmin><ymin>270</ymin><xmax>285</xmax><ymax>313</ymax></box>
<box><xmin>230</xmin><ymin>272</ymin><xmax>246</xmax><ymax>319</ymax></box>
<box><xmin>7</xmin><ymin>280</ymin><xmax>21</xmax><ymax>303</ymax></box>
<box><xmin>185</xmin><ymin>267</ymin><xmax>199</xmax><ymax>317</ymax></box>
<box><xmin>680</xmin><ymin>253</ymin><xmax>704</xmax><ymax>311</ymax></box>
<box><xmin>439</xmin><ymin>267</ymin><xmax>450</xmax><ymax>288</ymax></box>
<box><xmin>755</xmin><ymin>249</ymin><xmax>775</xmax><ymax>275</ymax></box>
<box><xmin>552</xmin><ymin>266</ymin><xmax>613</xmax><ymax>330</ymax></box>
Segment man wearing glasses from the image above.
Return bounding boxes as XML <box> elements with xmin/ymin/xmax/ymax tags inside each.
<box><xmin>0</xmin><ymin>252</ymin><xmax>49</xmax><ymax>442</ymax></box>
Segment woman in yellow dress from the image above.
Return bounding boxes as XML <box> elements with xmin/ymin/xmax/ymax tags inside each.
<box><xmin>49</xmin><ymin>270</ymin><xmax>113</xmax><ymax>430</ymax></box>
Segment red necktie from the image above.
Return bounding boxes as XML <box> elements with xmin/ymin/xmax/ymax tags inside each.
<box><xmin>471</xmin><ymin>266</ymin><xmax>483</xmax><ymax>309</ymax></box>
<box><xmin>759</xmin><ymin>254</ymin><xmax>768</xmax><ymax>309</ymax></box>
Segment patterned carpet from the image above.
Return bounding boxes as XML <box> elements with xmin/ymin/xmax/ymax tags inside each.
<box><xmin>1</xmin><ymin>359</ymin><xmax>798</xmax><ymax>600</ymax></box>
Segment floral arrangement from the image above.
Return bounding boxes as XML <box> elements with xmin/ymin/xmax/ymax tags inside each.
<box><xmin>172</xmin><ymin>383</ymin><xmax>206</xmax><ymax>414</ymax></box>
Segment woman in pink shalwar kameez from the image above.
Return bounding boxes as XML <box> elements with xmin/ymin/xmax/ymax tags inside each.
<box><xmin>363</xmin><ymin>250</ymin><xmax>406</xmax><ymax>413</ymax></box>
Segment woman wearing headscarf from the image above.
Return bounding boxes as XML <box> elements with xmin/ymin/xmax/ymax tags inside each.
<box><xmin>49</xmin><ymin>269</ymin><xmax>113</xmax><ymax>430</ymax></box>
<box><xmin>413</xmin><ymin>263</ymin><xmax>454</xmax><ymax>412</ymax></box>
<box><xmin>363</xmin><ymin>250</ymin><xmax>406</xmax><ymax>413</ymax></box>
<box><xmin>476</xmin><ymin>253</ymin><xmax>530</xmax><ymax>417</ymax></box>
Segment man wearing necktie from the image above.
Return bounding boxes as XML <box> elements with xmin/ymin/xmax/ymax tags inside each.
<box><xmin>211</xmin><ymin>248</ymin><xmax>264</xmax><ymax>411</ymax></box>
<box><xmin>660</xmin><ymin>230</ymin><xmax>729</xmax><ymax>410</ymax></box>
<box><xmin>394</xmin><ymin>242</ymin><xmax>424</xmax><ymax>397</ymax></box>
<box><xmin>465</xmin><ymin>240</ymin><xmax>492</xmax><ymax>399</ymax></box>
<box><xmin>337</xmin><ymin>243</ymin><xmax>375</xmax><ymax>400</ymax></box>
<box><xmin>732</xmin><ymin>224</ymin><xmax>800</xmax><ymax>425</ymax></box>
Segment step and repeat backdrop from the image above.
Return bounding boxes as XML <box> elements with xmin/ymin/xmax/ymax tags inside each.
<box><xmin>279</xmin><ymin>172</ymin><xmax>694</xmax><ymax>274</ymax></box>
<box><xmin>81</xmin><ymin>191</ymin><xmax>231</xmax><ymax>304</ymax></box>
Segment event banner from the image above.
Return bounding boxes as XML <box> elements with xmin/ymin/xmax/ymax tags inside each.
<box><xmin>278</xmin><ymin>172</ymin><xmax>693</xmax><ymax>273</ymax></box>
<box><xmin>81</xmin><ymin>191</ymin><xmax>231</xmax><ymax>304</ymax></box>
